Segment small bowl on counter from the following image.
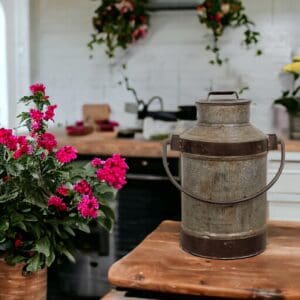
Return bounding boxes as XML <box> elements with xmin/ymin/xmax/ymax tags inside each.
<box><xmin>95</xmin><ymin>119</ymin><xmax>119</xmax><ymax>132</ymax></box>
<box><xmin>66</xmin><ymin>121</ymin><xmax>94</xmax><ymax>136</ymax></box>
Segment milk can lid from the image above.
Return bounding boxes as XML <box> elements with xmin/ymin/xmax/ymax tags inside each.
<box><xmin>197</xmin><ymin>91</ymin><xmax>250</xmax><ymax>105</ymax></box>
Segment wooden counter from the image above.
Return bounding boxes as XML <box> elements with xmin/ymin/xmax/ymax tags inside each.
<box><xmin>55</xmin><ymin>131</ymin><xmax>178</xmax><ymax>158</ymax></box>
<box><xmin>55</xmin><ymin>130</ymin><xmax>300</xmax><ymax>157</ymax></box>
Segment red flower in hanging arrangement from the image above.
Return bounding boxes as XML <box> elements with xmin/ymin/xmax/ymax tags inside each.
<box><xmin>196</xmin><ymin>0</ymin><xmax>262</xmax><ymax>65</ymax></box>
<box><xmin>88</xmin><ymin>0</ymin><xmax>150</xmax><ymax>57</ymax></box>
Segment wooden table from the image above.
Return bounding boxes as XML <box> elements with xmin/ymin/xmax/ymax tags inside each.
<box><xmin>108</xmin><ymin>220</ymin><xmax>300</xmax><ymax>299</ymax></box>
<box><xmin>55</xmin><ymin>130</ymin><xmax>300</xmax><ymax>157</ymax></box>
<box><xmin>55</xmin><ymin>131</ymin><xmax>178</xmax><ymax>158</ymax></box>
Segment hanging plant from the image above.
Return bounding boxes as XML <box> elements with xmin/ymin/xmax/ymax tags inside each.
<box><xmin>88</xmin><ymin>0</ymin><xmax>150</xmax><ymax>58</ymax></box>
<box><xmin>196</xmin><ymin>0</ymin><xmax>262</xmax><ymax>65</ymax></box>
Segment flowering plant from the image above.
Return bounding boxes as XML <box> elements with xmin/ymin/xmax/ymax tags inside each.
<box><xmin>0</xmin><ymin>84</ymin><xmax>128</xmax><ymax>273</ymax></box>
<box><xmin>196</xmin><ymin>0</ymin><xmax>262</xmax><ymax>65</ymax></box>
<box><xmin>274</xmin><ymin>58</ymin><xmax>300</xmax><ymax>115</ymax></box>
<box><xmin>88</xmin><ymin>0</ymin><xmax>149</xmax><ymax>57</ymax></box>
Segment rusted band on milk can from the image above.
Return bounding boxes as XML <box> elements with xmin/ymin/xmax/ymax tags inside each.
<box><xmin>180</xmin><ymin>229</ymin><xmax>266</xmax><ymax>259</ymax></box>
<box><xmin>171</xmin><ymin>135</ymin><xmax>268</xmax><ymax>156</ymax></box>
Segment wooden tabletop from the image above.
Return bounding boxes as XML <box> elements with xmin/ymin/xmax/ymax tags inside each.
<box><xmin>108</xmin><ymin>220</ymin><xmax>300</xmax><ymax>299</ymax></box>
<box><xmin>55</xmin><ymin>131</ymin><xmax>178</xmax><ymax>158</ymax></box>
<box><xmin>55</xmin><ymin>129</ymin><xmax>300</xmax><ymax>158</ymax></box>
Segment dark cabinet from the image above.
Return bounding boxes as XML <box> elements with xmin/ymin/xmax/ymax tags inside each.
<box><xmin>115</xmin><ymin>157</ymin><xmax>180</xmax><ymax>259</ymax></box>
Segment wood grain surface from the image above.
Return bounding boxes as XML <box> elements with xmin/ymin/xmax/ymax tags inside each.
<box><xmin>56</xmin><ymin>131</ymin><xmax>178</xmax><ymax>158</ymax></box>
<box><xmin>108</xmin><ymin>220</ymin><xmax>300</xmax><ymax>299</ymax></box>
<box><xmin>56</xmin><ymin>129</ymin><xmax>300</xmax><ymax>158</ymax></box>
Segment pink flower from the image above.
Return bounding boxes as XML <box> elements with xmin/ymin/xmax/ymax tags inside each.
<box><xmin>37</xmin><ymin>132</ymin><xmax>57</xmax><ymax>152</ymax></box>
<box><xmin>30</xmin><ymin>83</ymin><xmax>46</xmax><ymax>95</ymax></box>
<box><xmin>29</xmin><ymin>109</ymin><xmax>44</xmax><ymax>122</ymax></box>
<box><xmin>96</xmin><ymin>154</ymin><xmax>128</xmax><ymax>189</ymax></box>
<box><xmin>55</xmin><ymin>146</ymin><xmax>77</xmax><ymax>163</ymax></box>
<box><xmin>74</xmin><ymin>180</ymin><xmax>91</xmax><ymax>195</ymax></box>
<box><xmin>44</xmin><ymin>104</ymin><xmax>57</xmax><ymax>121</ymax></box>
<box><xmin>0</xmin><ymin>128</ymin><xmax>12</xmax><ymax>144</ymax></box>
<box><xmin>12</xmin><ymin>137</ymin><xmax>32</xmax><ymax>159</ymax></box>
<box><xmin>115</xmin><ymin>0</ymin><xmax>134</xmax><ymax>14</ymax></box>
<box><xmin>31</xmin><ymin>121</ymin><xmax>41</xmax><ymax>132</ymax></box>
<box><xmin>5</xmin><ymin>135</ymin><xmax>18</xmax><ymax>151</ymax></box>
<box><xmin>48</xmin><ymin>195</ymin><xmax>68</xmax><ymax>212</ymax></box>
<box><xmin>132</xmin><ymin>24</ymin><xmax>148</xmax><ymax>41</ymax></box>
<box><xmin>91</xmin><ymin>157</ymin><xmax>104</xmax><ymax>168</ymax></box>
<box><xmin>77</xmin><ymin>194</ymin><xmax>99</xmax><ymax>219</ymax></box>
<box><xmin>56</xmin><ymin>185</ymin><xmax>69</xmax><ymax>196</ymax></box>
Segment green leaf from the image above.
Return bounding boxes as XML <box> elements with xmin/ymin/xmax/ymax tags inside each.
<box><xmin>64</xmin><ymin>226</ymin><xmax>75</xmax><ymax>236</ymax></box>
<box><xmin>35</xmin><ymin>237</ymin><xmax>50</xmax><ymax>257</ymax></box>
<box><xmin>0</xmin><ymin>191</ymin><xmax>19</xmax><ymax>203</ymax></box>
<box><xmin>100</xmin><ymin>204</ymin><xmax>115</xmax><ymax>221</ymax></box>
<box><xmin>45</xmin><ymin>250</ymin><xmax>55</xmax><ymax>267</ymax></box>
<box><xmin>77</xmin><ymin>222</ymin><xmax>90</xmax><ymax>233</ymax></box>
<box><xmin>0</xmin><ymin>240</ymin><xmax>11</xmax><ymax>251</ymax></box>
<box><xmin>97</xmin><ymin>216</ymin><xmax>112</xmax><ymax>232</ymax></box>
<box><xmin>0</xmin><ymin>218</ymin><xmax>9</xmax><ymax>232</ymax></box>
<box><xmin>26</xmin><ymin>254</ymin><xmax>42</xmax><ymax>272</ymax></box>
<box><xmin>24</xmin><ymin>215</ymin><xmax>38</xmax><ymax>222</ymax></box>
<box><xmin>7</xmin><ymin>255</ymin><xmax>26</xmax><ymax>265</ymax></box>
<box><xmin>61</xmin><ymin>248</ymin><xmax>75</xmax><ymax>263</ymax></box>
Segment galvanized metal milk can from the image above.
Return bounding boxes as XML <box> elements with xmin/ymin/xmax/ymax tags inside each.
<box><xmin>162</xmin><ymin>91</ymin><xmax>285</xmax><ymax>259</ymax></box>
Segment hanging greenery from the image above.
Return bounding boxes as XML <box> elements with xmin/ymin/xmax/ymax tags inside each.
<box><xmin>88</xmin><ymin>0</ymin><xmax>150</xmax><ymax>58</ymax></box>
<box><xmin>196</xmin><ymin>0</ymin><xmax>262</xmax><ymax>65</ymax></box>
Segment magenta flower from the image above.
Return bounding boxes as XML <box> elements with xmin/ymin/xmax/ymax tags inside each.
<box><xmin>56</xmin><ymin>185</ymin><xmax>69</xmax><ymax>197</ymax></box>
<box><xmin>44</xmin><ymin>104</ymin><xmax>57</xmax><ymax>121</ymax></box>
<box><xmin>74</xmin><ymin>180</ymin><xmax>91</xmax><ymax>195</ymax></box>
<box><xmin>77</xmin><ymin>195</ymin><xmax>99</xmax><ymax>219</ymax></box>
<box><xmin>12</xmin><ymin>136</ymin><xmax>32</xmax><ymax>160</ymax></box>
<box><xmin>0</xmin><ymin>128</ymin><xmax>12</xmax><ymax>144</ymax></box>
<box><xmin>48</xmin><ymin>195</ymin><xmax>68</xmax><ymax>212</ymax></box>
<box><xmin>96</xmin><ymin>154</ymin><xmax>128</xmax><ymax>189</ymax></box>
<box><xmin>55</xmin><ymin>146</ymin><xmax>77</xmax><ymax>163</ymax></box>
<box><xmin>37</xmin><ymin>132</ymin><xmax>57</xmax><ymax>152</ymax></box>
<box><xmin>30</xmin><ymin>83</ymin><xmax>46</xmax><ymax>95</ymax></box>
<box><xmin>29</xmin><ymin>109</ymin><xmax>44</xmax><ymax>122</ymax></box>
<box><xmin>91</xmin><ymin>157</ymin><xmax>104</xmax><ymax>168</ymax></box>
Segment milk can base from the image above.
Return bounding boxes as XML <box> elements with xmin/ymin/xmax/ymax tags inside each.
<box><xmin>180</xmin><ymin>230</ymin><xmax>266</xmax><ymax>260</ymax></box>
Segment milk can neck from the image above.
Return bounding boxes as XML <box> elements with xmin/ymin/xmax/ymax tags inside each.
<box><xmin>196</xmin><ymin>100</ymin><xmax>251</xmax><ymax>125</ymax></box>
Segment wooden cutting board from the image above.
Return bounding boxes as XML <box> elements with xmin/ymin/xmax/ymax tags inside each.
<box><xmin>108</xmin><ymin>220</ymin><xmax>300</xmax><ymax>299</ymax></box>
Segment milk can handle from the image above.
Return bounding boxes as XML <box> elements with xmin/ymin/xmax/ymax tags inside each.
<box><xmin>162</xmin><ymin>138</ymin><xmax>285</xmax><ymax>205</ymax></box>
<box><xmin>207</xmin><ymin>91</ymin><xmax>239</xmax><ymax>100</ymax></box>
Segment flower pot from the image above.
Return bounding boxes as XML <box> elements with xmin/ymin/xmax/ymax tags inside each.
<box><xmin>290</xmin><ymin>113</ymin><xmax>300</xmax><ymax>139</ymax></box>
<box><xmin>0</xmin><ymin>259</ymin><xmax>47</xmax><ymax>300</ymax></box>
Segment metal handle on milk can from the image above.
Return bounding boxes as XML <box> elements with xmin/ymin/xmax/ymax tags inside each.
<box><xmin>207</xmin><ymin>91</ymin><xmax>239</xmax><ymax>100</ymax></box>
<box><xmin>162</xmin><ymin>137</ymin><xmax>285</xmax><ymax>205</ymax></box>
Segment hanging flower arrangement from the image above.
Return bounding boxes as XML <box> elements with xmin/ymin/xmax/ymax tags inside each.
<box><xmin>88</xmin><ymin>0</ymin><xmax>150</xmax><ymax>58</ymax></box>
<box><xmin>196</xmin><ymin>0</ymin><xmax>262</xmax><ymax>65</ymax></box>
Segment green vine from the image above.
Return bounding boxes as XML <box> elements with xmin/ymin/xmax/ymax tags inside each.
<box><xmin>197</xmin><ymin>0</ymin><xmax>262</xmax><ymax>65</ymax></box>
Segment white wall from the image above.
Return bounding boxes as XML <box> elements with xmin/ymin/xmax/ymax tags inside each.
<box><xmin>30</xmin><ymin>0</ymin><xmax>298</xmax><ymax>130</ymax></box>
<box><xmin>0</xmin><ymin>1</ymin><xmax>8</xmax><ymax>127</ymax></box>
<box><xmin>1</xmin><ymin>0</ymin><xmax>30</xmax><ymax>129</ymax></box>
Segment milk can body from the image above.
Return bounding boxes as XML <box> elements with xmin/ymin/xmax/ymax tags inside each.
<box><xmin>163</xmin><ymin>92</ymin><xmax>285</xmax><ymax>259</ymax></box>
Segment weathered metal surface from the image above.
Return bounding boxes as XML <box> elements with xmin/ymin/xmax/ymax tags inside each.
<box><xmin>172</xmin><ymin>95</ymin><xmax>272</xmax><ymax>259</ymax></box>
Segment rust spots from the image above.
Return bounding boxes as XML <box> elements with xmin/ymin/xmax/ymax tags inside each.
<box><xmin>245</xmin><ymin>288</ymin><xmax>284</xmax><ymax>299</ymax></box>
<box><xmin>134</xmin><ymin>272</ymin><xmax>145</xmax><ymax>281</ymax></box>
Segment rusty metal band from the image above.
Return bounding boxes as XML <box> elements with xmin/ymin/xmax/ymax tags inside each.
<box><xmin>171</xmin><ymin>135</ymin><xmax>269</xmax><ymax>156</ymax></box>
<box><xmin>180</xmin><ymin>230</ymin><xmax>266</xmax><ymax>259</ymax></box>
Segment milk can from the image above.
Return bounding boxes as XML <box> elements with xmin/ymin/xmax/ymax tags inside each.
<box><xmin>162</xmin><ymin>91</ymin><xmax>285</xmax><ymax>259</ymax></box>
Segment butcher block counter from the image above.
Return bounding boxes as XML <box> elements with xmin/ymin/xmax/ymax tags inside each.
<box><xmin>55</xmin><ymin>130</ymin><xmax>300</xmax><ymax>157</ymax></box>
<box><xmin>55</xmin><ymin>131</ymin><xmax>178</xmax><ymax>158</ymax></box>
